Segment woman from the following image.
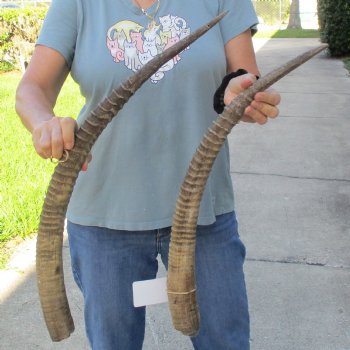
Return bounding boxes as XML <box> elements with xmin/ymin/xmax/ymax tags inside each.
<box><xmin>16</xmin><ymin>0</ymin><xmax>280</xmax><ymax>349</ymax></box>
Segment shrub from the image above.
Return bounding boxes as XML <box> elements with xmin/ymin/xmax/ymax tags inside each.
<box><xmin>0</xmin><ymin>59</ymin><xmax>14</xmax><ymax>72</ymax></box>
<box><xmin>318</xmin><ymin>0</ymin><xmax>350</xmax><ymax>56</ymax></box>
<box><xmin>0</xmin><ymin>7</ymin><xmax>47</xmax><ymax>70</ymax></box>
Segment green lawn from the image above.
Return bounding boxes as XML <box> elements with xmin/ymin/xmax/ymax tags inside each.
<box><xmin>0</xmin><ymin>71</ymin><xmax>83</xmax><ymax>268</ymax></box>
<box><xmin>255</xmin><ymin>28</ymin><xmax>320</xmax><ymax>39</ymax></box>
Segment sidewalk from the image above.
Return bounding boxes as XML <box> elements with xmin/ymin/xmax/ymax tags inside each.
<box><xmin>1</xmin><ymin>38</ymin><xmax>350</xmax><ymax>350</ymax></box>
<box><xmin>231</xmin><ymin>38</ymin><xmax>350</xmax><ymax>350</ymax></box>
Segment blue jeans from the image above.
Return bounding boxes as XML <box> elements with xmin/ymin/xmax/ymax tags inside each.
<box><xmin>67</xmin><ymin>211</ymin><xmax>250</xmax><ymax>350</ymax></box>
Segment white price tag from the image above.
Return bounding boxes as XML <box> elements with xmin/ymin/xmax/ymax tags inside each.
<box><xmin>132</xmin><ymin>277</ymin><xmax>168</xmax><ymax>307</ymax></box>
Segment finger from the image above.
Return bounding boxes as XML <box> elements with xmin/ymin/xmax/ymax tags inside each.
<box><xmin>36</xmin><ymin>127</ymin><xmax>52</xmax><ymax>159</ymax></box>
<box><xmin>32</xmin><ymin>129</ymin><xmax>42</xmax><ymax>157</ymax></box>
<box><xmin>240</xmin><ymin>76</ymin><xmax>255</xmax><ymax>90</ymax></box>
<box><xmin>251</xmin><ymin>100</ymin><xmax>279</xmax><ymax>119</ymax></box>
<box><xmin>244</xmin><ymin>105</ymin><xmax>267</xmax><ymax>125</ymax></box>
<box><xmin>241</xmin><ymin>115</ymin><xmax>257</xmax><ymax>123</ymax></box>
<box><xmin>224</xmin><ymin>74</ymin><xmax>256</xmax><ymax>105</ymax></box>
<box><xmin>50</xmin><ymin>119</ymin><xmax>64</xmax><ymax>160</ymax></box>
<box><xmin>60</xmin><ymin>117</ymin><xmax>77</xmax><ymax>150</ymax></box>
<box><xmin>81</xmin><ymin>162</ymin><xmax>88</xmax><ymax>172</ymax></box>
<box><xmin>254</xmin><ymin>90</ymin><xmax>281</xmax><ymax>106</ymax></box>
<box><xmin>81</xmin><ymin>153</ymin><xmax>92</xmax><ymax>172</ymax></box>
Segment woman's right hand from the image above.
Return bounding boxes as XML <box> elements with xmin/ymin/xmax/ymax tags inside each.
<box><xmin>32</xmin><ymin>116</ymin><xmax>76</xmax><ymax>160</ymax></box>
<box><xmin>32</xmin><ymin>116</ymin><xmax>92</xmax><ymax>171</ymax></box>
<box><xmin>16</xmin><ymin>45</ymin><xmax>92</xmax><ymax>170</ymax></box>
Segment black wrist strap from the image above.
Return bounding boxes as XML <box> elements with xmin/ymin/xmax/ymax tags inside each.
<box><xmin>213</xmin><ymin>69</ymin><xmax>259</xmax><ymax>114</ymax></box>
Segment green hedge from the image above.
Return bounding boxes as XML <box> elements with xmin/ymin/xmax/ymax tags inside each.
<box><xmin>0</xmin><ymin>8</ymin><xmax>47</xmax><ymax>70</ymax></box>
<box><xmin>318</xmin><ymin>0</ymin><xmax>350</xmax><ymax>56</ymax></box>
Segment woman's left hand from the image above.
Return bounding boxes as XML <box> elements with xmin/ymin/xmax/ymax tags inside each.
<box><xmin>224</xmin><ymin>73</ymin><xmax>281</xmax><ymax>124</ymax></box>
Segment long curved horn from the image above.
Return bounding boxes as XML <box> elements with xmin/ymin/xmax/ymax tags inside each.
<box><xmin>167</xmin><ymin>44</ymin><xmax>328</xmax><ymax>336</ymax></box>
<box><xmin>36</xmin><ymin>12</ymin><xmax>228</xmax><ymax>342</ymax></box>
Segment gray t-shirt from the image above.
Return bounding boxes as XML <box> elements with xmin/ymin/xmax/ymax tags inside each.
<box><xmin>37</xmin><ymin>0</ymin><xmax>257</xmax><ymax>230</ymax></box>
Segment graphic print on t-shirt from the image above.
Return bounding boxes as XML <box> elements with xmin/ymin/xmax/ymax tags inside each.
<box><xmin>106</xmin><ymin>14</ymin><xmax>191</xmax><ymax>83</ymax></box>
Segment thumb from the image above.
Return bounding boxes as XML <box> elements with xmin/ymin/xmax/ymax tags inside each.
<box><xmin>240</xmin><ymin>74</ymin><xmax>256</xmax><ymax>90</ymax></box>
<box><xmin>224</xmin><ymin>73</ymin><xmax>257</xmax><ymax>106</ymax></box>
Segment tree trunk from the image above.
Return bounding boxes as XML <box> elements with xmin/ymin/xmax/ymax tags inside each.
<box><xmin>288</xmin><ymin>0</ymin><xmax>302</xmax><ymax>28</ymax></box>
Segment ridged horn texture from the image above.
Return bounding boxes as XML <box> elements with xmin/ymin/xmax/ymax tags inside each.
<box><xmin>167</xmin><ymin>44</ymin><xmax>328</xmax><ymax>337</ymax></box>
<box><xmin>36</xmin><ymin>12</ymin><xmax>228</xmax><ymax>342</ymax></box>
